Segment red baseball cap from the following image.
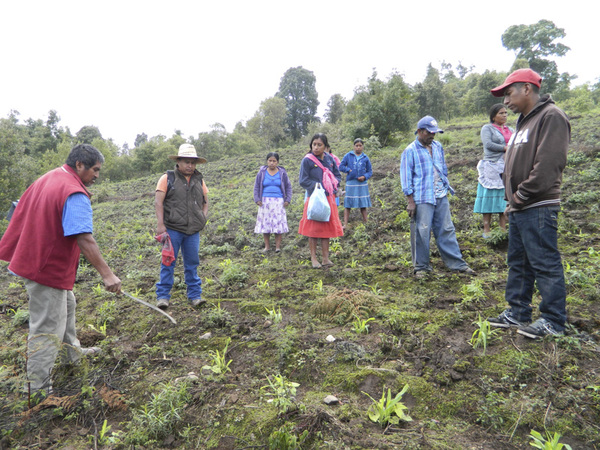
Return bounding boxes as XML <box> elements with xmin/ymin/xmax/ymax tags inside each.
<box><xmin>490</xmin><ymin>68</ymin><xmax>542</xmax><ymax>97</ymax></box>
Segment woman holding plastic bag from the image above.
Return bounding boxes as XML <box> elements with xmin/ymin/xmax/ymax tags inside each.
<box><xmin>298</xmin><ymin>133</ymin><xmax>344</xmax><ymax>268</ymax></box>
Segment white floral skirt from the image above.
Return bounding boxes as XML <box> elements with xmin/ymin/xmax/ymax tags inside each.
<box><xmin>254</xmin><ymin>197</ymin><xmax>289</xmax><ymax>234</ymax></box>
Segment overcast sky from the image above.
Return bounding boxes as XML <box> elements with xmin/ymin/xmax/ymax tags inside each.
<box><xmin>1</xmin><ymin>0</ymin><xmax>596</xmax><ymax>147</ymax></box>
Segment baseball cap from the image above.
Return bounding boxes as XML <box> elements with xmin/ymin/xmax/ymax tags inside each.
<box><xmin>415</xmin><ymin>116</ymin><xmax>444</xmax><ymax>134</ymax></box>
<box><xmin>490</xmin><ymin>68</ymin><xmax>542</xmax><ymax>97</ymax></box>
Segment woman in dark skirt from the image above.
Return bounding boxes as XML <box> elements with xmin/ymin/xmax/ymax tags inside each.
<box><xmin>298</xmin><ymin>133</ymin><xmax>344</xmax><ymax>268</ymax></box>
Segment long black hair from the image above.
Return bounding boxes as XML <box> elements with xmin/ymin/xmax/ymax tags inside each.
<box><xmin>308</xmin><ymin>133</ymin><xmax>329</xmax><ymax>153</ymax></box>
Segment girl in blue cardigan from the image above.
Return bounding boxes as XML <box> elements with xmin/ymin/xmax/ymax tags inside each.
<box><xmin>339</xmin><ymin>139</ymin><xmax>373</xmax><ymax>228</ymax></box>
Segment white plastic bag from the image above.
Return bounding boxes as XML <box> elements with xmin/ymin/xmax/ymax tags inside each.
<box><xmin>306</xmin><ymin>183</ymin><xmax>331</xmax><ymax>222</ymax></box>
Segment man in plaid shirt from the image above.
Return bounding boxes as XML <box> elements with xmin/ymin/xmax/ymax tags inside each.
<box><xmin>400</xmin><ymin>116</ymin><xmax>475</xmax><ymax>278</ymax></box>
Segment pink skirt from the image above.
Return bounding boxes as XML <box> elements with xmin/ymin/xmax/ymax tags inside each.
<box><xmin>298</xmin><ymin>194</ymin><xmax>343</xmax><ymax>238</ymax></box>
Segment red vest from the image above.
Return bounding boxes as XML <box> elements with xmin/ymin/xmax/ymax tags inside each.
<box><xmin>0</xmin><ymin>165</ymin><xmax>90</xmax><ymax>290</ymax></box>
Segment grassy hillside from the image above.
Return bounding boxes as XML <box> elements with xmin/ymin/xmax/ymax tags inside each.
<box><xmin>1</xmin><ymin>111</ymin><xmax>599</xmax><ymax>449</ymax></box>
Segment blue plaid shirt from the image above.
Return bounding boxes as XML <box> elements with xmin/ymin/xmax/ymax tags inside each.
<box><xmin>400</xmin><ymin>138</ymin><xmax>454</xmax><ymax>205</ymax></box>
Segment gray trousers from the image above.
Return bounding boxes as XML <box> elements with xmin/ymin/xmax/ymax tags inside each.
<box><xmin>25</xmin><ymin>279</ymin><xmax>82</xmax><ymax>391</ymax></box>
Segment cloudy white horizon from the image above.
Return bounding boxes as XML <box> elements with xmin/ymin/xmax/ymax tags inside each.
<box><xmin>1</xmin><ymin>0</ymin><xmax>596</xmax><ymax>147</ymax></box>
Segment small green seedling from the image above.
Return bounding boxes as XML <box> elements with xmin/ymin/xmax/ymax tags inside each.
<box><xmin>98</xmin><ymin>419</ymin><xmax>112</xmax><ymax>445</ymax></box>
<box><xmin>202</xmin><ymin>338</ymin><xmax>232</xmax><ymax>374</ymax></box>
<box><xmin>92</xmin><ymin>283</ymin><xmax>104</xmax><ymax>296</ymax></box>
<box><xmin>461</xmin><ymin>279</ymin><xmax>486</xmax><ymax>303</ymax></box>
<box><xmin>88</xmin><ymin>321</ymin><xmax>107</xmax><ymax>335</ymax></box>
<box><xmin>362</xmin><ymin>283</ymin><xmax>382</xmax><ymax>295</ymax></box>
<box><xmin>261</xmin><ymin>374</ymin><xmax>300</xmax><ymax>414</ymax></box>
<box><xmin>330</xmin><ymin>238</ymin><xmax>342</xmax><ymax>253</ymax></box>
<box><xmin>352</xmin><ymin>315</ymin><xmax>375</xmax><ymax>334</ymax></box>
<box><xmin>313</xmin><ymin>279</ymin><xmax>324</xmax><ymax>293</ymax></box>
<box><xmin>257</xmin><ymin>279</ymin><xmax>270</xmax><ymax>290</ymax></box>
<box><xmin>529</xmin><ymin>429</ymin><xmax>572</xmax><ymax>450</ymax></box>
<box><xmin>347</xmin><ymin>258</ymin><xmax>359</xmax><ymax>268</ymax></box>
<box><xmin>363</xmin><ymin>385</ymin><xmax>412</xmax><ymax>427</ymax></box>
<box><xmin>264</xmin><ymin>306</ymin><xmax>282</xmax><ymax>324</ymax></box>
<box><xmin>470</xmin><ymin>315</ymin><xmax>498</xmax><ymax>355</ymax></box>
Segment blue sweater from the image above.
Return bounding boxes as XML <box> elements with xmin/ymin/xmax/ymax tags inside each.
<box><xmin>339</xmin><ymin>151</ymin><xmax>373</xmax><ymax>181</ymax></box>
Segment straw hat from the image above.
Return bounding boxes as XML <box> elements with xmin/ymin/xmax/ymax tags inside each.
<box><xmin>169</xmin><ymin>144</ymin><xmax>207</xmax><ymax>163</ymax></box>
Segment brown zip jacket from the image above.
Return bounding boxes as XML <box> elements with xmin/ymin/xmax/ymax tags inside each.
<box><xmin>503</xmin><ymin>94</ymin><xmax>570</xmax><ymax>212</ymax></box>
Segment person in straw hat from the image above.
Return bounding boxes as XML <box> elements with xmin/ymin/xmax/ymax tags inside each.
<box><xmin>155</xmin><ymin>144</ymin><xmax>209</xmax><ymax>310</ymax></box>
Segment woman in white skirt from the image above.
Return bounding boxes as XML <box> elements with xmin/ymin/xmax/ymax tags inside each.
<box><xmin>253</xmin><ymin>152</ymin><xmax>293</xmax><ymax>252</ymax></box>
<box><xmin>474</xmin><ymin>104</ymin><xmax>513</xmax><ymax>237</ymax></box>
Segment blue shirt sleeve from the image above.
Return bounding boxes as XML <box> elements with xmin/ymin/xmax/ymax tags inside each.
<box><xmin>364</xmin><ymin>155</ymin><xmax>373</xmax><ymax>180</ymax></box>
<box><xmin>400</xmin><ymin>146</ymin><xmax>415</xmax><ymax>196</ymax></box>
<box><xmin>62</xmin><ymin>193</ymin><xmax>93</xmax><ymax>236</ymax></box>
<box><xmin>339</xmin><ymin>153</ymin><xmax>350</xmax><ymax>173</ymax></box>
<box><xmin>299</xmin><ymin>157</ymin><xmax>317</xmax><ymax>193</ymax></box>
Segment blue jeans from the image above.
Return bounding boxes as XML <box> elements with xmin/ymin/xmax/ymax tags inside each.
<box><xmin>156</xmin><ymin>228</ymin><xmax>202</xmax><ymax>301</ymax></box>
<box><xmin>505</xmin><ymin>206</ymin><xmax>566</xmax><ymax>330</ymax></box>
<box><xmin>411</xmin><ymin>196</ymin><xmax>468</xmax><ymax>272</ymax></box>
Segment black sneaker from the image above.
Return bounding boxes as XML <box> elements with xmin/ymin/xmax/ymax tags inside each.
<box><xmin>517</xmin><ymin>318</ymin><xmax>563</xmax><ymax>339</ymax></box>
<box><xmin>488</xmin><ymin>310</ymin><xmax>530</xmax><ymax>328</ymax></box>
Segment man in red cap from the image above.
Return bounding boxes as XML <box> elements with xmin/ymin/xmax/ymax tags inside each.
<box><xmin>487</xmin><ymin>68</ymin><xmax>571</xmax><ymax>339</ymax></box>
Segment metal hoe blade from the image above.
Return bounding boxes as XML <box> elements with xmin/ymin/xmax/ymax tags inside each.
<box><xmin>410</xmin><ymin>217</ymin><xmax>417</xmax><ymax>268</ymax></box>
<box><xmin>120</xmin><ymin>290</ymin><xmax>177</xmax><ymax>324</ymax></box>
